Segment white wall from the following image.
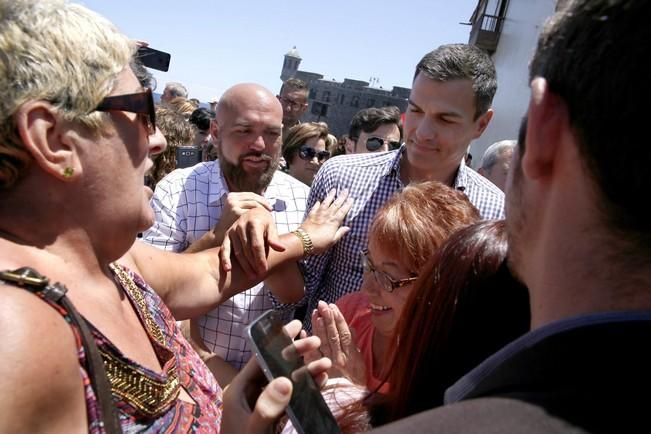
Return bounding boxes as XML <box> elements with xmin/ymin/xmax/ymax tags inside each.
<box><xmin>469</xmin><ymin>0</ymin><xmax>556</xmax><ymax>166</ymax></box>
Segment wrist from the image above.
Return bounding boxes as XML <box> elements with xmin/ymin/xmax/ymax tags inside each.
<box><xmin>291</xmin><ymin>227</ymin><xmax>314</xmax><ymax>257</ymax></box>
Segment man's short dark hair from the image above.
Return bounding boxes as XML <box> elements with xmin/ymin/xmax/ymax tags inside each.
<box><xmin>348</xmin><ymin>106</ymin><xmax>403</xmax><ymax>142</ymax></box>
<box><xmin>280</xmin><ymin>78</ymin><xmax>308</xmax><ymax>95</ymax></box>
<box><xmin>189</xmin><ymin>107</ymin><xmax>215</xmax><ymax>132</ymax></box>
<box><xmin>529</xmin><ymin>0</ymin><xmax>650</xmax><ymax>250</ymax></box>
<box><xmin>414</xmin><ymin>44</ymin><xmax>497</xmax><ymax>119</ymax></box>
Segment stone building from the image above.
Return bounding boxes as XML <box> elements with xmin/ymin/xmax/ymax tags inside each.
<box><xmin>280</xmin><ymin>47</ymin><xmax>410</xmax><ymax>137</ymax></box>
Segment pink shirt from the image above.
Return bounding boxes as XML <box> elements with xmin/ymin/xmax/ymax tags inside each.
<box><xmin>336</xmin><ymin>292</ymin><xmax>390</xmax><ymax>393</ymax></box>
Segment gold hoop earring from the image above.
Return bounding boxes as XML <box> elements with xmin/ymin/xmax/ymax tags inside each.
<box><xmin>63</xmin><ymin>167</ymin><xmax>74</xmax><ymax>178</ymax></box>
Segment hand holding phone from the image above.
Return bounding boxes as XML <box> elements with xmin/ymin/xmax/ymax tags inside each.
<box><xmin>246</xmin><ymin>312</ymin><xmax>341</xmax><ymax>434</ymax></box>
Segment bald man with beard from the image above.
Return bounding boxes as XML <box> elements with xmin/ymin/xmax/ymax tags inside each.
<box><xmin>143</xmin><ymin>83</ymin><xmax>310</xmax><ymax>373</ymax></box>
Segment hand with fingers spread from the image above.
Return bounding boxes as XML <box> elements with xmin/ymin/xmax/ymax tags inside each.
<box><xmin>298</xmin><ymin>188</ymin><xmax>353</xmax><ymax>255</ymax></box>
<box><xmin>312</xmin><ymin>301</ymin><xmax>366</xmax><ymax>386</ymax></box>
<box><xmin>221</xmin><ymin>320</ymin><xmax>332</xmax><ymax>434</ymax></box>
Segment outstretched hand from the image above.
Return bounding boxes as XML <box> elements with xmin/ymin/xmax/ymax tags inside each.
<box><xmin>310</xmin><ymin>301</ymin><xmax>366</xmax><ymax>386</ymax></box>
<box><xmin>300</xmin><ymin>189</ymin><xmax>353</xmax><ymax>255</ymax></box>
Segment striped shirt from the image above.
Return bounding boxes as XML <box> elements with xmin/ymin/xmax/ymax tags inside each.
<box><xmin>142</xmin><ymin>161</ymin><xmax>309</xmax><ymax>369</ymax></box>
<box><xmin>300</xmin><ymin>146</ymin><xmax>504</xmax><ymax>331</ymax></box>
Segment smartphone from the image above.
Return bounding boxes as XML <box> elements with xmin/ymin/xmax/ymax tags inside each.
<box><xmin>247</xmin><ymin>310</ymin><xmax>341</xmax><ymax>434</ymax></box>
<box><xmin>175</xmin><ymin>146</ymin><xmax>202</xmax><ymax>168</ymax></box>
<box><xmin>136</xmin><ymin>46</ymin><xmax>171</xmax><ymax>72</ymax></box>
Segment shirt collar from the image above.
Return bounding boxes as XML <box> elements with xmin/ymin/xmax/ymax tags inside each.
<box><xmin>382</xmin><ymin>145</ymin><xmax>406</xmax><ymax>178</ymax></box>
<box><xmin>444</xmin><ymin>309</ymin><xmax>651</xmax><ymax>404</ymax></box>
<box><xmin>392</xmin><ymin>146</ymin><xmax>469</xmax><ymax>192</ymax></box>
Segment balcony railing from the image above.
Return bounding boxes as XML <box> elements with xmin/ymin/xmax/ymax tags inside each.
<box><xmin>469</xmin><ymin>13</ymin><xmax>505</xmax><ymax>54</ymax></box>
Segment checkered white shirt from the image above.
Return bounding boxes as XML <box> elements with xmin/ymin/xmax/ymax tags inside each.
<box><xmin>142</xmin><ymin>161</ymin><xmax>309</xmax><ymax>369</ymax></box>
<box><xmin>300</xmin><ymin>146</ymin><xmax>505</xmax><ymax>331</ymax></box>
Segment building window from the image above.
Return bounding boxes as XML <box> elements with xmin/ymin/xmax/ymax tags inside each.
<box><xmin>323</xmin><ymin>91</ymin><xmax>330</xmax><ymax>102</ymax></box>
<box><xmin>367</xmin><ymin>98</ymin><xmax>375</xmax><ymax>107</ymax></box>
<box><xmin>351</xmin><ymin>96</ymin><xmax>359</xmax><ymax>107</ymax></box>
<box><xmin>309</xmin><ymin>89</ymin><xmax>317</xmax><ymax>99</ymax></box>
<box><xmin>338</xmin><ymin>94</ymin><xmax>345</xmax><ymax>104</ymax></box>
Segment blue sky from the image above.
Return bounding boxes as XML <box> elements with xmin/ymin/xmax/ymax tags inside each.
<box><xmin>81</xmin><ymin>0</ymin><xmax>479</xmax><ymax>102</ymax></box>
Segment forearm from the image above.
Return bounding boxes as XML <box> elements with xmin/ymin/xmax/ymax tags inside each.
<box><xmin>127</xmin><ymin>234</ymin><xmax>306</xmax><ymax>320</ymax></box>
<box><xmin>184</xmin><ymin>223</ymin><xmax>228</xmax><ymax>254</ymax></box>
<box><xmin>264</xmin><ymin>261</ymin><xmax>305</xmax><ymax>304</ymax></box>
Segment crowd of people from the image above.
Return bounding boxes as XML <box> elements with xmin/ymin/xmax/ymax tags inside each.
<box><xmin>1</xmin><ymin>0</ymin><xmax>649</xmax><ymax>433</ymax></box>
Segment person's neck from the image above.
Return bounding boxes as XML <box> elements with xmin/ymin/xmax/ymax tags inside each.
<box><xmin>525</xmin><ymin>213</ymin><xmax>651</xmax><ymax>330</ymax></box>
<box><xmin>400</xmin><ymin>157</ymin><xmax>459</xmax><ymax>186</ymax></box>
<box><xmin>0</xmin><ymin>184</ymin><xmax>126</xmax><ymax>273</ymax></box>
<box><xmin>372</xmin><ymin>329</ymin><xmax>391</xmax><ymax>377</ymax></box>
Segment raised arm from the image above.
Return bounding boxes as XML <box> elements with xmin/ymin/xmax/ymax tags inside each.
<box><xmin>121</xmin><ymin>190</ymin><xmax>352</xmax><ymax>320</ymax></box>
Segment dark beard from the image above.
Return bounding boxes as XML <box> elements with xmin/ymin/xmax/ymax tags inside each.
<box><xmin>217</xmin><ymin>143</ymin><xmax>280</xmax><ymax>194</ymax></box>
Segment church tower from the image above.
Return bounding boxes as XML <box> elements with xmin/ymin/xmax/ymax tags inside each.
<box><xmin>280</xmin><ymin>46</ymin><xmax>302</xmax><ymax>81</ymax></box>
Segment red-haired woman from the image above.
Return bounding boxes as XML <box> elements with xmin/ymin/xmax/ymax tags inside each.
<box><xmin>298</xmin><ymin>220</ymin><xmax>530</xmax><ymax>433</ymax></box>
<box><xmin>314</xmin><ymin>181</ymin><xmax>481</xmax><ymax>392</ymax></box>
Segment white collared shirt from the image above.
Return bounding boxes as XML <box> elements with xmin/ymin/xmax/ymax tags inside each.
<box><xmin>142</xmin><ymin>161</ymin><xmax>309</xmax><ymax>369</ymax></box>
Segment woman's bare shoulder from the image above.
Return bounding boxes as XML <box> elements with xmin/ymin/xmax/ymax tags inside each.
<box><xmin>0</xmin><ymin>284</ymin><xmax>87</xmax><ymax>433</ymax></box>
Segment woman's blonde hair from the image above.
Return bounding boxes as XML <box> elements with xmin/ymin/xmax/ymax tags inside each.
<box><xmin>167</xmin><ymin>97</ymin><xmax>198</xmax><ymax>118</ymax></box>
<box><xmin>0</xmin><ymin>0</ymin><xmax>133</xmax><ymax>189</ymax></box>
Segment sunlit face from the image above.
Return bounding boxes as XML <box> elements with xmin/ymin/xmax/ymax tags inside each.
<box><xmin>360</xmin><ymin>236</ymin><xmax>417</xmax><ymax>338</ymax></box>
<box><xmin>216</xmin><ymin>92</ymin><xmax>283</xmax><ymax>194</ymax></box>
<box><xmin>288</xmin><ymin>135</ymin><xmax>328</xmax><ymax>186</ymax></box>
<box><xmin>278</xmin><ymin>88</ymin><xmax>308</xmax><ymax>125</ymax></box>
<box><xmin>90</xmin><ymin>67</ymin><xmax>166</xmax><ymax>234</ymax></box>
<box><xmin>355</xmin><ymin>123</ymin><xmax>401</xmax><ymax>154</ymax></box>
<box><xmin>404</xmin><ymin>74</ymin><xmax>491</xmax><ymax>176</ymax></box>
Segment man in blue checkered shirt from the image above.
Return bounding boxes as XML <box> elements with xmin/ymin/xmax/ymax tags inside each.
<box><xmin>297</xmin><ymin>44</ymin><xmax>505</xmax><ymax>330</ymax></box>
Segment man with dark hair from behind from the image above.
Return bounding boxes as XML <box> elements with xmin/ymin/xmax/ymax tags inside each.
<box><xmin>278</xmin><ymin>77</ymin><xmax>309</xmax><ymax>140</ymax></box>
<box><xmin>372</xmin><ymin>1</ymin><xmax>651</xmax><ymax>432</ymax></box>
<box><xmin>348</xmin><ymin>106</ymin><xmax>403</xmax><ymax>154</ymax></box>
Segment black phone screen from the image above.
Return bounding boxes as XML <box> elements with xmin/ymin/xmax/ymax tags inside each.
<box><xmin>136</xmin><ymin>46</ymin><xmax>171</xmax><ymax>72</ymax></box>
<box><xmin>247</xmin><ymin>311</ymin><xmax>341</xmax><ymax>434</ymax></box>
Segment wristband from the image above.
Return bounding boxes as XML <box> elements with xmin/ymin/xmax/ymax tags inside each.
<box><xmin>291</xmin><ymin>228</ymin><xmax>314</xmax><ymax>257</ymax></box>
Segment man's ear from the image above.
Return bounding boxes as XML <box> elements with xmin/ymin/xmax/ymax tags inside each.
<box><xmin>14</xmin><ymin>101</ymin><xmax>81</xmax><ymax>181</ymax></box>
<box><xmin>210</xmin><ymin>119</ymin><xmax>220</xmax><ymax>140</ymax></box>
<box><xmin>473</xmin><ymin>108</ymin><xmax>494</xmax><ymax>139</ymax></box>
<box><xmin>521</xmin><ymin>77</ymin><xmax>569</xmax><ymax>182</ymax></box>
<box><xmin>345</xmin><ymin>139</ymin><xmax>354</xmax><ymax>154</ymax></box>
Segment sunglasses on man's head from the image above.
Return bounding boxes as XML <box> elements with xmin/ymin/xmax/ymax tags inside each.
<box><xmin>365</xmin><ymin>136</ymin><xmax>402</xmax><ymax>152</ymax></box>
<box><xmin>298</xmin><ymin>145</ymin><xmax>330</xmax><ymax>162</ymax></box>
<box><xmin>95</xmin><ymin>88</ymin><xmax>156</xmax><ymax>135</ymax></box>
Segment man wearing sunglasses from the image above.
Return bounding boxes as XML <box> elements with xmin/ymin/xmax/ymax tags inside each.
<box><xmin>348</xmin><ymin>106</ymin><xmax>403</xmax><ymax>154</ymax></box>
